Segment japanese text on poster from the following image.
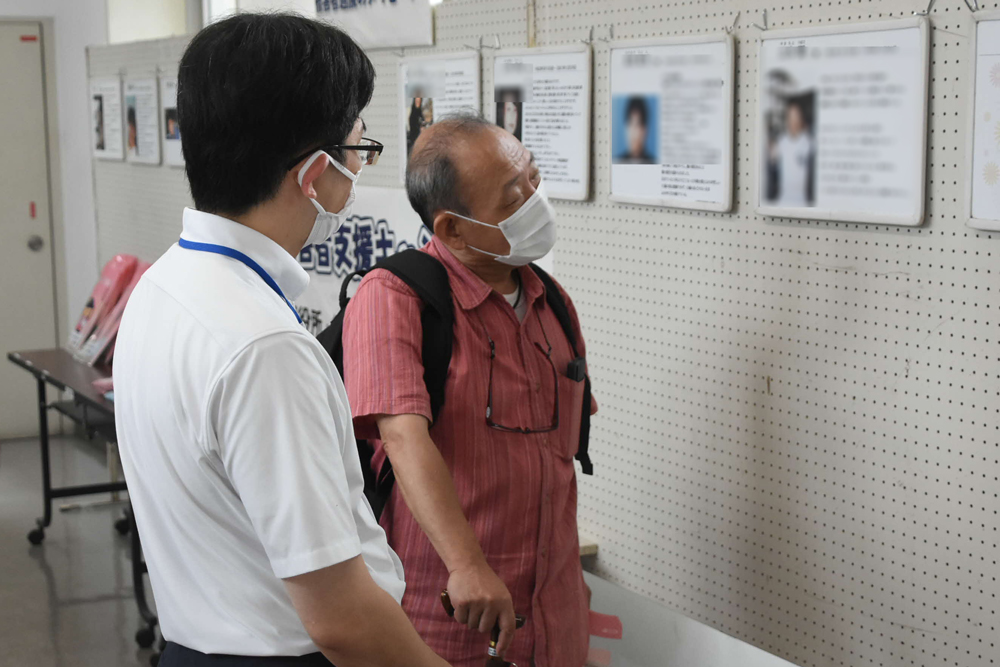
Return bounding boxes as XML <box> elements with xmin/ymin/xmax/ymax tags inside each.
<box><xmin>160</xmin><ymin>76</ymin><xmax>183</xmax><ymax>167</ymax></box>
<box><xmin>757</xmin><ymin>20</ymin><xmax>928</xmax><ymax>226</ymax></box>
<box><xmin>399</xmin><ymin>53</ymin><xmax>481</xmax><ymax>183</ymax></box>
<box><xmin>124</xmin><ymin>79</ymin><xmax>160</xmax><ymax>165</ymax></box>
<box><xmin>969</xmin><ymin>16</ymin><xmax>1000</xmax><ymax>230</ymax></box>
<box><xmin>494</xmin><ymin>48</ymin><xmax>592</xmax><ymax>201</ymax></box>
<box><xmin>609</xmin><ymin>37</ymin><xmax>734</xmax><ymax>211</ymax></box>
<box><xmin>315</xmin><ymin>0</ymin><xmax>433</xmax><ymax>50</ymax></box>
<box><xmin>90</xmin><ymin>78</ymin><xmax>124</xmax><ymax>161</ymax></box>
<box><xmin>294</xmin><ymin>186</ymin><xmax>431</xmax><ymax>335</ymax></box>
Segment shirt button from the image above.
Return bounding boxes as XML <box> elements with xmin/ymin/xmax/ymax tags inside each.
<box><xmin>534</xmin><ymin>382</ymin><xmax>541</xmax><ymax>392</ymax></box>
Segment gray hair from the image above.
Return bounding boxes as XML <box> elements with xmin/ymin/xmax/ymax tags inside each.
<box><xmin>405</xmin><ymin>111</ymin><xmax>495</xmax><ymax>229</ymax></box>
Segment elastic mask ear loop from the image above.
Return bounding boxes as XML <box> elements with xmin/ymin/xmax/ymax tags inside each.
<box><xmin>446</xmin><ymin>211</ymin><xmax>505</xmax><ymax>258</ymax></box>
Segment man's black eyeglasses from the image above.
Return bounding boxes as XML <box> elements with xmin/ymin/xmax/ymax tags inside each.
<box><xmin>286</xmin><ymin>138</ymin><xmax>384</xmax><ymax>170</ymax></box>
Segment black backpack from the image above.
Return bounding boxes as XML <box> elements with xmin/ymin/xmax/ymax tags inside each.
<box><xmin>317</xmin><ymin>249</ymin><xmax>593</xmax><ymax>520</ymax></box>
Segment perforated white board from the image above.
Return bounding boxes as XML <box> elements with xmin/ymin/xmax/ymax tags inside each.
<box><xmin>88</xmin><ymin>4</ymin><xmax>1000</xmax><ymax>667</ymax></box>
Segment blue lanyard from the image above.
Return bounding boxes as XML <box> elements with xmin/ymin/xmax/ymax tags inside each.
<box><xmin>178</xmin><ymin>238</ymin><xmax>303</xmax><ymax>324</ymax></box>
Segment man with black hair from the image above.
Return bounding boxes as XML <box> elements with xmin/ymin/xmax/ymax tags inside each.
<box><xmin>342</xmin><ymin>114</ymin><xmax>596</xmax><ymax>667</ymax></box>
<box><xmin>114</xmin><ymin>13</ymin><xmax>452</xmax><ymax>667</ymax></box>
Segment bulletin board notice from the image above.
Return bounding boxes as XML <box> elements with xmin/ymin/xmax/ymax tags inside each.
<box><xmin>124</xmin><ymin>78</ymin><xmax>160</xmax><ymax>165</ymax></box>
<box><xmin>160</xmin><ymin>76</ymin><xmax>183</xmax><ymax>168</ymax></box>
<box><xmin>494</xmin><ymin>46</ymin><xmax>592</xmax><ymax>201</ymax></box>
<box><xmin>398</xmin><ymin>52</ymin><xmax>481</xmax><ymax>184</ymax></box>
<box><xmin>90</xmin><ymin>77</ymin><xmax>124</xmax><ymax>161</ymax></box>
<box><xmin>967</xmin><ymin>11</ymin><xmax>1000</xmax><ymax>232</ymax></box>
<box><xmin>756</xmin><ymin>18</ymin><xmax>930</xmax><ymax>226</ymax></box>
<box><xmin>608</xmin><ymin>34</ymin><xmax>735</xmax><ymax>212</ymax></box>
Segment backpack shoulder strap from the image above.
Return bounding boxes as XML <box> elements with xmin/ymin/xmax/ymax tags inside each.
<box><xmin>528</xmin><ymin>264</ymin><xmax>593</xmax><ymax>475</ymax></box>
<box><xmin>529</xmin><ymin>264</ymin><xmax>578</xmax><ymax>355</ymax></box>
<box><xmin>372</xmin><ymin>250</ymin><xmax>455</xmax><ymax>422</ymax></box>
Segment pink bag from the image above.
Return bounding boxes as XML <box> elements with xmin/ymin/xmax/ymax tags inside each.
<box><xmin>77</xmin><ymin>260</ymin><xmax>150</xmax><ymax>366</ymax></box>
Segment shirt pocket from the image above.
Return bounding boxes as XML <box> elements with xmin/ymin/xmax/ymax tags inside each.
<box><xmin>555</xmin><ymin>373</ymin><xmax>585</xmax><ymax>461</ymax></box>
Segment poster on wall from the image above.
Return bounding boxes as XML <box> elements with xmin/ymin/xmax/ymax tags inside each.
<box><xmin>159</xmin><ymin>76</ymin><xmax>184</xmax><ymax>167</ymax></box>
<box><xmin>123</xmin><ymin>79</ymin><xmax>161</xmax><ymax>165</ymax></box>
<box><xmin>493</xmin><ymin>46</ymin><xmax>592</xmax><ymax>201</ymax></box>
<box><xmin>90</xmin><ymin>77</ymin><xmax>124</xmax><ymax>160</ymax></box>
<box><xmin>967</xmin><ymin>12</ymin><xmax>1000</xmax><ymax>231</ymax></box>
<box><xmin>294</xmin><ymin>185</ymin><xmax>431</xmax><ymax>335</ymax></box>
<box><xmin>398</xmin><ymin>52</ymin><xmax>481</xmax><ymax>183</ymax></box>
<box><xmin>608</xmin><ymin>35</ymin><xmax>735</xmax><ymax>212</ymax></box>
<box><xmin>315</xmin><ymin>0</ymin><xmax>433</xmax><ymax>50</ymax></box>
<box><xmin>756</xmin><ymin>17</ymin><xmax>929</xmax><ymax>226</ymax></box>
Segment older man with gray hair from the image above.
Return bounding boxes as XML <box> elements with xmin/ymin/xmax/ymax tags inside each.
<box><xmin>342</xmin><ymin>113</ymin><xmax>596</xmax><ymax>667</ymax></box>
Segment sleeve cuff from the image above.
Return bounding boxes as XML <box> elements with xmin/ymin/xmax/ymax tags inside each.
<box><xmin>351</xmin><ymin>399</ymin><xmax>434</xmax><ymax>440</ymax></box>
<box><xmin>270</xmin><ymin>536</ymin><xmax>363</xmax><ymax>580</ymax></box>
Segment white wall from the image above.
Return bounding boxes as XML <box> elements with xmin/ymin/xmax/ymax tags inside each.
<box><xmin>108</xmin><ymin>0</ymin><xmax>187</xmax><ymax>44</ymax></box>
<box><xmin>1</xmin><ymin>0</ymin><xmax>108</xmax><ymax>342</ymax></box>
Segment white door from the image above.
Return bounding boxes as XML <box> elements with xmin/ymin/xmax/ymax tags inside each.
<box><xmin>0</xmin><ymin>22</ymin><xmax>58</xmax><ymax>439</ymax></box>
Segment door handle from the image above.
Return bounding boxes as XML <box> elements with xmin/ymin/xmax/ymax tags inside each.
<box><xmin>27</xmin><ymin>235</ymin><xmax>44</xmax><ymax>252</ymax></box>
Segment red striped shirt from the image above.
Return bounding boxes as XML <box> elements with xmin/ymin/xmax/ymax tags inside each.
<box><xmin>343</xmin><ymin>236</ymin><xmax>594</xmax><ymax>667</ymax></box>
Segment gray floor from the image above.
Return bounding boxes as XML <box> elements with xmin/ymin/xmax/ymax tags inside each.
<box><xmin>0</xmin><ymin>435</ymin><xmax>155</xmax><ymax>667</ymax></box>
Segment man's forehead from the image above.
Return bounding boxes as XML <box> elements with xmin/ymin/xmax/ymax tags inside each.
<box><xmin>450</xmin><ymin>126</ymin><xmax>531</xmax><ymax>190</ymax></box>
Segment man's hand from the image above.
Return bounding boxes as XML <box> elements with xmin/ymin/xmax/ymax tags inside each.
<box><xmin>446</xmin><ymin>559</ymin><xmax>517</xmax><ymax>656</ymax></box>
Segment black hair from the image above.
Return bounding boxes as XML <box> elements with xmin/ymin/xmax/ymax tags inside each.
<box><xmin>406</xmin><ymin>112</ymin><xmax>494</xmax><ymax>229</ymax></box>
<box><xmin>625</xmin><ymin>96</ymin><xmax>648</xmax><ymax>127</ymax></box>
<box><xmin>127</xmin><ymin>106</ymin><xmax>137</xmax><ymax>127</ymax></box>
<box><xmin>495</xmin><ymin>101</ymin><xmax>522</xmax><ymax>140</ymax></box>
<box><xmin>177</xmin><ymin>12</ymin><xmax>375</xmax><ymax>216</ymax></box>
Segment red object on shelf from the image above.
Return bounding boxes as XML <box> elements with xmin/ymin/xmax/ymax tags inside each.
<box><xmin>588</xmin><ymin>611</ymin><xmax>623</xmax><ymax>640</ymax></box>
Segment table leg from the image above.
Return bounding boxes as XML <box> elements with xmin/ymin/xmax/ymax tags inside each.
<box><xmin>129</xmin><ymin>505</ymin><xmax>158</xmax><ymax>649</ymax></box>
<box><xmin>28</xmin><ymin>377</ymin><xmax>51</xmax><ymax>545</ymax></box>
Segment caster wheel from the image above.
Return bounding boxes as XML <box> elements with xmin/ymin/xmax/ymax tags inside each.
<box><xmin>27</xmin><ymin>528</ymin><xmax>44</xmax><ymax>545</ymax></box>
<box><xmin>136</xmin><ymin>626</ymin><xmax>156</xmax><ymax>649</ymax></box>
<box><xmin>114</xmin><ymin>517</ymin><xmax>130</xmax><ymax>536</ymax></box>
<box><xmin>150</xmin><ymin>653</ymin><xmax>160</xmax><ymax>667</ymax></box>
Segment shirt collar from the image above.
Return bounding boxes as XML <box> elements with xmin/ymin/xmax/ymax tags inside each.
<box><xmin>180</xmin><ymin>208</ymin><xmax>310</xmax><ymax>301</ymax></box>
<box><xmin>425</xmin><ymin>236</ymin><xmax>544</xmax><ymax>311</ymax></box>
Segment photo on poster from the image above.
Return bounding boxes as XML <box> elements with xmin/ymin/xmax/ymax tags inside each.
<box><xmin>493</xmin><ymin>47</ymin><xmax>592</xmax><ymax>201</ymax></box>
<box><xmin>93</xmin><ymin>95</ymin><xmax>105</xmax><ymax>150</ymax></box>
<box><xmin>159</xmin><ymin>76</ymin><xmax>184</xmax><ymax>167</ymax></box>
<box><xmin>756</xmin><ymin>18</ymin><xmax>930</xmax><ymax>226</ymax></box>
<box><xmin>406</xmin><ymin>97</ymin><xmax>434</xmax><ymax>159</ymax></box>
<box><xmin>90</xmin><ymin>77</ymin><xmax>124</xmax><ymax>160</ymax></box>
<box><xmin>608</xmin><ymin>36</ymin><xmax>734</xmax><ymax>211</ymax></box>
<box><xmin>124</xmin><ymin>79</ymin><xmax>161</xmax><ymax>165</ymax></box>
<box><xmin>761</xmin><ymin>89</ymin><xmax>816</xmax><ymax>208</ymax></box>
<box><xmin>495</xmin><ymin>96</ymin><xmax>522</xmax><ymax>141</ymax></box>
<box><xmin>398</xmin><ymin>53</ymin><xmax>481</xmax><ymax>183</ymax></box>
<box><xmin>967</xmin><ymin>12</ymin><xmax>1000</xmax><ymax>231</ymax></box>
<box><xmin>612</xmin><ymin>95</ymin><xmax>659</xmax><ymax>165</ymax></box>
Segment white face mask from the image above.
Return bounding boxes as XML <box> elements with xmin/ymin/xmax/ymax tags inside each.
<box><xmin>297</xmin><ymin>150</ymin><xmax>360</xmax><ymax>248</ymax></box>
<box><xmin>448</xmin><ymin>181</ymin><xmax>557</xmax><ymax>266</ymax></box>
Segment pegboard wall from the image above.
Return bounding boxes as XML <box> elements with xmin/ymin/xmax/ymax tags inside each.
<box><xmin>88</xmin><ymin>2</ymin><xmax>999</xmax><ymax>667</ymax></box>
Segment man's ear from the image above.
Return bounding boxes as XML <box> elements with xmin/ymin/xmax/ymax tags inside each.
<box><xmin>296</xmin><ymin>153</ymin><xmax>330</xmax><ymax>199</ymax></box>
<box><xmin>432</xmin><ymin>211</ymin><xmax>465</xmax><ymax>249</ymax></box>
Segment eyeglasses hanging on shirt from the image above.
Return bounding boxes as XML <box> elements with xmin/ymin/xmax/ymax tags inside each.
<box><xmin>475</xmin><ymin>308</ymin><xmax>560</xmax><ymax>435</ymax></box>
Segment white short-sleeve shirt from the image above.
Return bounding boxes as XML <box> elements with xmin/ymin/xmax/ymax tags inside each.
<box><xmin>114</xmin><ymin>208</ymin><xmax>405</xmax><ymax>656</ymax></box>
